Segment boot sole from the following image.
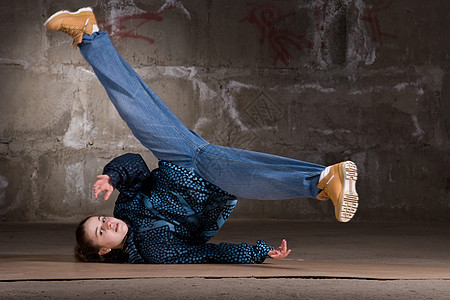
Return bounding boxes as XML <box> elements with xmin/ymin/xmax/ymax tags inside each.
<box><xmin>44</xmin><ymin>7</ymin><xmax>93</xmax><ymax>27</ymax></box>
<box><xmin>337</xmin><ymin>161</ymin><xmax>358</xmax><ymax>222</ymax></box>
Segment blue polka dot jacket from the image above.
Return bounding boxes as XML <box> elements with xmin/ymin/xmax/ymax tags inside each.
<box><xmin>104</xmin><ymin>153</ymin><xmax>274</xmax><ymax>264</ymax></box>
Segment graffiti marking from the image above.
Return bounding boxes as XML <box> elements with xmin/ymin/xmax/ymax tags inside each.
<box><xmin>100</xmin><ymin>0</ymin><xmax>190</xmax><ymax>45</ymax></box>
<box><xmin>361</xmin><ymin>0</ymin><xmax>398</xmax><ymax>45</ymax></box>
<box><xmin>240</xmin><ymin>3</ymin><xmax>312</xmax><ymax>65</ymax></box>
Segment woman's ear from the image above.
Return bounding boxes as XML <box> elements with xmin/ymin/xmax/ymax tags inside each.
<box><xmin>98</xmin><ymin>248</ymin><xmax>111</xmax><ymax>255</ymax></box>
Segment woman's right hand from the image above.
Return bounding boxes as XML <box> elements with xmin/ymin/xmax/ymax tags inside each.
<box><xmin>93</xmin><ymin>174</ymin><xmax>114</xmax><ymax>201</ymax></box>
<box><xmin>268</xmin><ymin>239</ymin><xmax>291</xmax><ymax>260</ymax></box>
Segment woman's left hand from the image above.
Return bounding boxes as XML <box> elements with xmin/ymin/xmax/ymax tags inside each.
<box><xmin>93</xmin><ymin>174</ymin><xmax>114</xmax><ymax>201</ymax></box>
<box><xmin>268</xmin><ymin>239</ymin><xmax>292</xmax><ymax>259</ymax></box>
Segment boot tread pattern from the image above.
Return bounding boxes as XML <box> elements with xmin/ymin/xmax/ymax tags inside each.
<box><xmin>340</xmin><ymin>161</ymin><xmax>359</xmax><ymax>222</ymax></box>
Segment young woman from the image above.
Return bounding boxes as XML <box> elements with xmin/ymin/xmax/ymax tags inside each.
<box><xmin>44</xmin><ymin>7</ymin><xmax>358</xmax><ymax>264</ymax></box>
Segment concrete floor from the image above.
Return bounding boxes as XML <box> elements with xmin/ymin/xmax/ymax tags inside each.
<box><xmin>1</xmin><ymin>220</ymin><xmax>449</xmax><ymax>299</ymax></box>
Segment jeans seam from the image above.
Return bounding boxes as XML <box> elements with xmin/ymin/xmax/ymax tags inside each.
<box><xmin>155</xmin><ymin>106</ymin><xmax>208</xmax><ymax>161</ymax></box>
<box><xmin>189</xmin><ymin>143</ymin><xmax>210</xmax><ymax>171</ymax></box>
<box><xmin>198</xmin><ymin>145</ymin><xmax>323</xmax><ymax>175</ymax></box>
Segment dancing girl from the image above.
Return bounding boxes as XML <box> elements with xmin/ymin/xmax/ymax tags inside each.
<box><xmin>44</xmin><ymin>7</ymin><xmax>358</xmax><ymax>264</ymax></box>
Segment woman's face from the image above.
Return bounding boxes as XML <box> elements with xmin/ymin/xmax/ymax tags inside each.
<box><xmin>84</xmin><ymin>216</ymin><xmax>128</xmax><ymax>254</ymax></box>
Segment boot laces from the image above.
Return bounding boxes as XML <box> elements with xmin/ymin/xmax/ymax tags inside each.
<box><xmin>59</xmin><ymin>15</ymin><xmax>90</xmax><ymax>39</ymax></box>
<box><xmin>60</xmin><ymin>24</ymin><xmax>86</xmax><ymax>39</ymax></box>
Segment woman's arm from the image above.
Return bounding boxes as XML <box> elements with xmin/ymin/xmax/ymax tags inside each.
<box><xmin>140</xmin><ymin>239</ymin><xmax>290</xmax><ymax>264</ymax></box>
<box><xmin>98</xmin><ymin>153</ymin><xmax>152</xmax><ymax>201</ymax></box>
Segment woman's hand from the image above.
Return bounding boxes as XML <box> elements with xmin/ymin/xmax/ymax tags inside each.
<box><xmin>268</xmin><ymin>239</ymin><xmax>292</xmax><ymax>259</ymax></box>
<box><xmin>93</xmin><ymin>174</ymin><xmax>113</xmax><ymax>201</ymax></box>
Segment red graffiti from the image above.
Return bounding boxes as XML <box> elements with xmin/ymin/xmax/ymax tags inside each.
<box><xmin>310</xmin><ymin>1</ymin><xmax>331</xmax><ymax>67</ymax></box>
<box><xmin>101</xmin><ymin>12</ymin><xmax>163</xmax><ymax>44</ymax></box>
<box><xmin>361</xmin><ymin>0</ymin><xmax>398</xmax><ymax>45</ymax></box>
<box><xmin>100</xmin><ymin>5</ymin><xmax>178</xmax><ymax>45</ymax></box>
<box><xmin>240</xmin><ymin>2</ymin><xmax>312</xmax><ymax>66</ymax></box>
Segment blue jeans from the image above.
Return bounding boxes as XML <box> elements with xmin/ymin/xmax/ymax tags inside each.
<box><xmin>79</xmin><ymin>32</ymin><xmax>325</xmax><ymax>200</ymax></box>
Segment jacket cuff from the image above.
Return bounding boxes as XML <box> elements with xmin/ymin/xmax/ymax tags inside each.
<box><xmin>256</xmin><ymin>240</ymin><xmax>275</xmax><ymax>262</ymax></box>
<box><xmin>104</xmin><ymin>170</ymin><xmax>120</xmax><ymax>189</ymax></box>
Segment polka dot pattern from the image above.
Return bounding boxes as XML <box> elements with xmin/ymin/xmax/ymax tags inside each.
<box><xmin>104</xmin><ymin>153</ymin><xmax>273</xmax><ymax>264</ymax></box>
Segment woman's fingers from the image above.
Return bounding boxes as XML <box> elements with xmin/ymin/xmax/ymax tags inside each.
<box><xmin>93</xmin><ymin>175</ymin><xmax>112</xmax><ymax>200</ymax></box>
<box><xmin>103</xmin><ymin>188</ymin><xmax>112</xmax><ymax>201</ymax></box>
<box><xmin>276</xmin><ymin>239</ymin><xmax>287</xmax><ymax>252</ymax></box>
<box><xmin>281</xmin><ymin>239</ymin><xmax>287</xmax><ymax>251</ymax></box>
<box><xmin>268</xmin><ymin>239</ymin><xmax>291</xmax><ymax>259</ymax></box>
<box><xmin>93</xmin><ymin>181</ymin><xmax>103</xmax><ymax>198</ymax></box>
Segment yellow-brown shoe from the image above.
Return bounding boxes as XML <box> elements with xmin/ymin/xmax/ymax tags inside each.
<box><xmin>316</xmin><ymin>161</ymin><xmax>358</xmax><ymax>222</ymax></box>
<box><xmin>44</xmin><ymin>7</ymin><xmax>98</xmax><ymax>50</ymax></box>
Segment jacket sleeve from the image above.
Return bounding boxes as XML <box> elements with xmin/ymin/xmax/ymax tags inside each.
<box><xmin>103</xmin><ymin>153</ymin><xmax>152</xmax><ymax>201</ymax></box>
<box><xmin>140</xmin><ymin>240</ymin><xmax>274</xmax><ymax>264</ymax></box>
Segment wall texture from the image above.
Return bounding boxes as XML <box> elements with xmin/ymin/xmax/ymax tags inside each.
<box><xmin>0</xmin><ymin>0</ymin><xmax>448</xmax><ymax>222</ymax></box>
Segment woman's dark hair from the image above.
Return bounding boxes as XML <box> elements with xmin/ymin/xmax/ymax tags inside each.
<box><xmin>74</xmin><ymin>216</ymin><xmax>128</xmax><ymax>263</ymax></box>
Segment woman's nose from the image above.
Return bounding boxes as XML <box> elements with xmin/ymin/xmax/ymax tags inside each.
<box><xmin>102</xmin><ymin>221</ymin><xmax>112</xmax><ymax>230</ymax></box>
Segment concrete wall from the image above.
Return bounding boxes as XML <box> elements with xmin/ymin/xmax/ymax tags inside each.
<box><xmin>0</xmin><ymin>0</ymin><xmax>448</xmax><ymax>222</ymax></box>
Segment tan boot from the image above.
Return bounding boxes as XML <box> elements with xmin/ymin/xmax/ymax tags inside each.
<box><xmin>44</xmin><ymin>7</ymin><xmax>98</xmax><ymax>50</ymax></box>
<box><xmin>317</xmin><ymin>161</ymin><xmax>358</xmax><ymax>222</ymax></box>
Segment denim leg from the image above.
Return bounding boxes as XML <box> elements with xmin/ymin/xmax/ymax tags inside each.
<box><xmin>79</xmin><ymin>32</ymin><xmax>207</xmax><ymax>168</ymax></box>
<box><xmin>193</xmin><ymin>144</ymin><xmax>325</xmax><ymax>200</ymax></box>
<box><xmin>79</xmin><ymin>32</ymin><xmax>324</xmax><ymax>200</ymax></box>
